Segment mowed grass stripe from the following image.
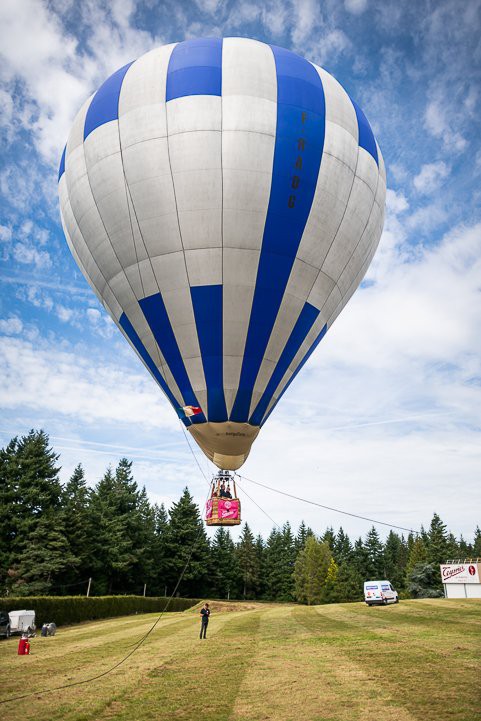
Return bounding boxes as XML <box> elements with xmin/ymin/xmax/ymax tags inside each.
<box><xmin>0</xmin><ymin>613</ymin><xmax>195</xmax><ymax>695</ymax></box>
<box><xmin>230</xmin><ymin>606</ymin><xmax>415</xmax><ymax>721</ymax></box>
<box><xmin>94</xmin><ymin>610</ymin><xmax>262</xmax><ymax>721</ymax></box>
<box><xmin>1</xmin><ymin>601</ymin><xmax>480</xmax><ymax>721</ymax></box>
<box><xmin>0</xmin><ymin>612</ymin><xmax>222</xmax><ymax>720</ymax></box>
<box><xmin>310</xmin><ymin>601</ymin><xmax>481</xmax><ymax>721</ymax></box>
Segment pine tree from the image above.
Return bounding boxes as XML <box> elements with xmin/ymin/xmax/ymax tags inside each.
<box><xmin>322</xmin><ymin>527</ymin><xmax>336</xmax><ymax>552</ymax></box>
<box><xmin>352</xmin><ymin>537</ymin><xmax>369</xmax><ymax>579</ymax></box>
<box><xmin>335</xmin><ymin>563</ymin><xmax>364</xmax><ymax>602</ymax></box>
<box><xmin>151</xmin><ymin>503</ymin><xmax>170</xmax><ymax>595</ymax></box>
<box><xmin>210</xmin><ymin>528</ymin><xmax>238</xmax><ymax>599</ymax></box>
<box><xmin>7</xmin><ymin>431</ymin><xmax>65</xmax><ymax>593</ymax></box>
<box><xmin>295</xmin><ymin>521</ymin><xmax>314</xmax><ymax>552</ymax></box>
<box><xmin>12</xmin><ymin>512</ymin><xmax>76</xmax><ymax>595</ymax></box>
<box><xmin>0</xmin><ymin>437</ymin><xmax>19</xmax><ymax>592</ymax></box>
<box><xmin>406</xmin><ymin>536</ymin><xmax>428</xmax><ymax>577</ymax></box>
<box><xmin>236</xmin><ymin>524</ymin><xmax>259</xmax><ymax>599</ymax></box>
<box><xmin>294</xmin><ymin>537</ymin><xmax>332</xmax><ymax>605</ymax></box>
<box><xmin>364</xmin><ymin>526</ymin><xmax>385</xmax><ymax>578</ymax></box>
<box><xmin>383</xmin><ymin>531</ymin><xmax>406</xmax><ymax>590</ymax></box>
<box><xmin>254</xmin><ymin>534</ymin><xmax>265</xmax><ymax>598</ymax></box>
<box><xmin>163</xmin><ymin>487</ymin><xmax>210</xmax><ymax>597</ymax></box>
<box><xmin>333</xmin><ymin>527</ymin><xmax>352</xmax><ymax>565</ymax></box>
<box><xmin>321</xmin><ymin>558</ymin><xmax>340</xmax><ymax>603</ymax></box>
<box><xmin>426</xmin><ymin>513</ymin><xmax>450</xmax><ymax>565</ymax></box>
<box><xmin>264</xmin><ymin>524</ymin><xmax>296</xmax><ymax>601</ymax></box>
<box><xmin>61</xmin><ymin>464</ymin><xmax>93</xmax><ymax>591</ymax></box>
<box><xmin>473</xmin><ymin>527</ymin><xmax>481</xmax><ymax>557</ymax></box>
<box><xmin>457</xmin><ymin>535</ymin><xmax>471</xmax><ymax>558</ymax></box>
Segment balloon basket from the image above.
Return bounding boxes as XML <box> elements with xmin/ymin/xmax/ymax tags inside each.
<box><xmin>205</xmin><ymin>497</ymin><xmax>241</xmax><ymax>526</ymax></box>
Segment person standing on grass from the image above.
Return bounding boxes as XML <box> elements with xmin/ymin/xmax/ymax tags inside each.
<box><xmin>200</xmin><ymin>603</ymin><xmax>210</xmax><ymax>639</ymax></box>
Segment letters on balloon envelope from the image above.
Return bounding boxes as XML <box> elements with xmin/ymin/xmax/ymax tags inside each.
<box><xmin>58</xmin><ymin>37</ymin><xmax>386</xmax><ymax>470</ymax></box>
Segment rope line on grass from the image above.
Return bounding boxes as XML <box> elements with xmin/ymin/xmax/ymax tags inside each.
<box><xmin>0</xmin><ymin>493</ymin><xmax>211</xmax><ymax>705</ymax></box>
<box><xmin>235</xmin><ymin>472</ymin><xmax>419</xmax><ymax>536</ymax></box>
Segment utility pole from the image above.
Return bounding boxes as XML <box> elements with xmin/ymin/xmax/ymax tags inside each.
<box><xmin>86</xmin><ymin>577</ymin><xmax>92</xmax><ymax>597</ymax></box>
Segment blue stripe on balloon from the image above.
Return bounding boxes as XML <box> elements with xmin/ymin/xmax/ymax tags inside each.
<box><xmin>191</xmin><ymin>284</ymin><xmax>228</xmax><ymax>422</ymax></box>
<box><xmin>351</xmin><ymin>99</ymin><xmax>378</xmax><ymax>166</ymax></box>
<box><xmin>84</xmin><ymin>61</ymin><xmax>134</xmax><ymax>140</ymax></box>
<box><xmin>261</xmin><ymin>322</ymin><xmax>328</xmax><ymax>426</ymax></box>
<box><xmin>230</xmin><ymin>45</ymin><xmax>326</xmax><ymax>422</ymax></box>
<box><xmin>119</xmin><ymin>311</ymin><xmax>188</xmax><ymax>426</ymax></box>
<box><xmin>249</xmin><ymin>302</ymin><xmax>320</xmax><ymax>426</ymax></box>
<box><xmin>139</xmin><ymin>292</ymin><xmax>206</xmax><ymax>424</ymax></box>
<box><xmin>166</xmin><ymin>37</ymin><xmax>222</xmax><ymax>101</ymax></box>
<box><xmin>58</xmin><ymin>145</ymin><xmax>66</xmax><ymax>182</ymax></box>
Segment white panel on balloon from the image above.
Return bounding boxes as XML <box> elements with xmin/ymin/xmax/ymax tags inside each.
<box><xmin>315</xmin><ymin>66</ymin><xmax>358</xmax><ymax>141</ymax></box>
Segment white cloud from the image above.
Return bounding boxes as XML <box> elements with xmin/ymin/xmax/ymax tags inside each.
<box><xmin>405</xmin><ymin>203</ymin><xmax>448</xmax><ymax>233</ymax></box>
<box><xmin>55</xmin><ymin>304</ymin><xmax>74</xmax><ymax>323</ymax></box>
<box><xmin>0</xmin><ymin>225</ymin><xmax>12</xmax><ymax>243</ymax></box>
<box><xmin>424</xmin><ymin>100</ymin><xmax>468</xmax><ymax>153</ymax></box>
<box><xmin>413</xmin><ymin>161</ymin><xmax>450</xmax><ymax>194</ymax></box>
<box><xmin>344</xmin><ymin>0</ymin><xmax>368</xmax><ymax>15</ymax></box>
<box><xmin>0</xmin><ymin>316</ymin><xmax>23</xmax><ymax>335</ymax></box>
<box><xmin>385</xmin><ymin>188</ymin><xmax>409</xmax><ymax>214</ymax></box>
<box><xmin>292</xmin><ymin>0</ymin><xmax>319</xmax><ymax>45</ymax></box>
<box><xmin>13</xmin><ymin>242</ymin><xmax>52</xmax><ymax>270</ymax></box>
<box><xmin>0</xmin><ymin>335</ymin><xmax>178</xmax><ymax>431</ymax></box>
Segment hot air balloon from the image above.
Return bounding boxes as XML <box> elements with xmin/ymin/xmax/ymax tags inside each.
<box><xmin>58</xmin><ymin>38</ymin><xmax>386</xmax><ymax>522</ymax></box>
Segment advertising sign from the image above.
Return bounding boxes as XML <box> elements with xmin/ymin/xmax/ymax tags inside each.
<box><xmin>440</xmin><ymin>563</ymin><xmax>480</xmax><ymax>584</ymax></box>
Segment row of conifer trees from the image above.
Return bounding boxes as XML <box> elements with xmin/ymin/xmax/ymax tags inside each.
<box><xmin>1</xmin><ymin>430</ymin><xmax>479</xmax><ymax>602</ymax></box>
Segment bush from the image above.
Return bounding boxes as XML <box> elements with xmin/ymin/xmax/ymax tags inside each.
<box><xmin>0</xmin><ymin>595</ymin><xmax>200</xmax><ymax>627</ymax></box>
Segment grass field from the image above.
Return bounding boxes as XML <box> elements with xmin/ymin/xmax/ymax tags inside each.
<box><xmin>1</xmin><ymin>599</ymin><xmax>480</xmax><ymax>721</ymax></box>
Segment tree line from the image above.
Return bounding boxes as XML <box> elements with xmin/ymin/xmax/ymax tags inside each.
<box><xmin>1</xmin><ymin>430</ymin><xmax>479</xmax><ymax>603</ymax></box>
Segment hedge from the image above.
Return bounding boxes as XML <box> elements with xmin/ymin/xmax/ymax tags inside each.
<box><xmin>0</xmin><ymin>595</ymin><xmax>201</xmax><ymax>627</ymax></box>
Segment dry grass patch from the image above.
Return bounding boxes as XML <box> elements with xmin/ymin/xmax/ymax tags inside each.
<box><xmin>0</xmin><ymin>600</ymin><xmax>479</xmax><ymax>721</ymax></box>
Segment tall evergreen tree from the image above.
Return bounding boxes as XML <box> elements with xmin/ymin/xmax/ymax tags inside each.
<box><xmin>13</xmin><ymin>512</ymin><xmax>76</xmax><ymax>595</ymax></box>
<box><xmin>163</xmin><ymin>487</ymin><xmax>210</xmax><ymax>597</ymax></box>
<box><xmin>61</xmin><ymin>464</ymin><xmax>93</xmax><ymax>590</ymax></box>
<box><xmin>294</xmin><ymin>537</ymin><xmax>332</xmax><ymax>605</ymax></box>
<box><xmin>0</xmin><ymin>437</ymin><xmax>19</xmax><ymax>592</ymax></box>
<box><xmin>406</xmin><ymin>535</ymin><xmax>428</xmax><ymax>577</ymax></box>
<box><xmin>364</xmin><ymin>526</ymin><xmax>385</xmax><ymax>578</ymax></box>
<box><xmin>263</xmin><ymin>524</ymin><xmax>296</xmax><ymax>601</ymax></box>
<box><xmin>333</xmin><ymin>527</ymin><xmax>353</xmax><ymax>565</ymax></box>
<box><xmin>295</xmin><ymin>520</ymin><xmax>314</xmax><ymax>552</ymax></box>
<box><xmin>8</xmin><ymin>431</ymin><xmax>65</xmax><ymax>593</ymax></box>
<box><xmin>151</xmin><ymin>503</ymin><xmax>170</xmax><ymax>595</ymax></box>
<box><xmin>321</xmin><ymin>527</ymin><xmax>336</xmax><ymax>552</ymax></box>
<box><xmin>334</xmin><ymin>563</ymin><xmax>364</xmax><ymax>602</ymax></box>
<box><xmin>383</xmin><ymin>531</ymin><xmax>407</xmax><ymax>590</ymax></box>
<box><xmin>236</xmin><ymin>524</ymin><xmax>259</xmax><ymax>599</ymax></box>
<box><xmin>426</xmin><ymin>513</ymin><xmax>450</xmax><ymax>565</ymax></box>
<box><xmin>473</xmin><ymin>526</ymin><xmax>481</xmax><ymax>557</ymax></box>
<box><xmin>210</xmin><ymin>528</ymin><xmax>238</xmax><ymax>599</ymax></box>
<box><xmin>321</xmin><ymin>558</ymin><xmax>340</xmax><ymax>603</ymax></box>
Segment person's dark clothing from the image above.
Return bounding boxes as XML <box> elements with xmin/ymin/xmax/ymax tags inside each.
<box><xmin>224</xmin><ymin>489</ymin><xmax>232</xmax><ymax>498</ymax></box>
<box><xmin>200</xmin><ymin>607</ymin><xmax>210</xmax><ymax>638</ymax></box>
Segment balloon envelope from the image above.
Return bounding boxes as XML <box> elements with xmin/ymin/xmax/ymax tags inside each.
<box><xmin>58</xmin><ymin>37</ymin><xmax>386</xmax><ymax>470</ymax></box>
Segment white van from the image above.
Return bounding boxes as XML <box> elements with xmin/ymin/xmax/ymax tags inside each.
<box><xmin>364</xmin><ymin>580</ymin><xmax>398</xmax><ymax>606</ymax></box>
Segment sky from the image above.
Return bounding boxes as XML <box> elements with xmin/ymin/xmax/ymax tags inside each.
<box><xmin>0</xmin><ymin>0</ymin><xmax>480</xmax><ymax>544</ymax></box>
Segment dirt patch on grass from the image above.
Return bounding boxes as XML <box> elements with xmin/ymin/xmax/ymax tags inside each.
<box><xmin>186</xmin><ymin>600</ymin><xmax>282</xmax><ymax>613</ymax></box>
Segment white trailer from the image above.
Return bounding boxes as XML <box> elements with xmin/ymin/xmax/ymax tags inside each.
<box><xmin>8</xmin><ymin>610</ymin><xmax>36</xmax><ymax>635</ymax></box>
